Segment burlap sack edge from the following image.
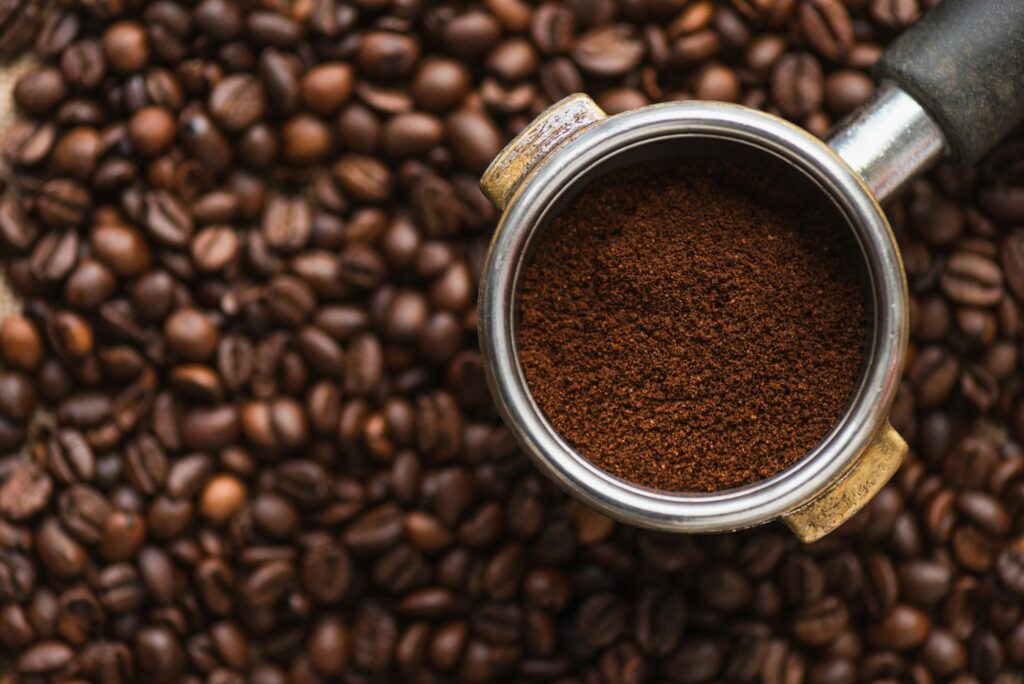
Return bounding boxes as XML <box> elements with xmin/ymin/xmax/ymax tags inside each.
<box><xmin>0</xmin><ymin>56</ymin><xmax>36</xmax><ymax>320</ymax></box>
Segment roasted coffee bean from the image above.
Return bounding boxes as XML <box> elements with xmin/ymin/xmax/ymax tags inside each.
<box><xmin>200</xmin><ymin>474</ymin><xmax>246</xmax><ymax>523</ymax></box>
<box><xmin>792</xmin><ymin>596</ymin><xmax>848</xmax><ymax>647</ymax></box>
<box><xmin>164</xmin><ymin>307</ymin><xmax>219</xmax><ymax>361</ymax></box>
<box><xmin>135</xmin><ymin>625</ymin><xmax>184</xmax><ymax>680</ymax></box>
<box><xmin>41</xmin><ymin>427</ymin><xmax>95</xmax><ymax>484</ymax></box>
<box><xmin>800</xmin><ymin>0</ymin><xmax>853</xmax><ymax>60</ymax></box>
<box><xmin>143</xmin><ymin>189</ymin><xmax>194</xmax><ymax>247</ymax></box>
<box><xmin>128</xmin><ymin>106</ymin><xmax>177</xmax><ymax>157</ymax></box>
<box><xmin>4</xmin><ymin>119</ymin><xmax>55</xmax><ymax>168</ymax></box>
<box><xmin>209</xmin><ymin>74</ymin><xmax>266</xmax><ymax>132</ymax></box>
<box><xmin>0</xmin><ymin>0</ymin><xmax>41</xmax><ymax>58</ymax></box>
<box><xmin>102</xmin><ymin>21</ymin><xmax>149</xmax><ymax>73</ymax></box>
<box><xmin>0</xmin><ymin>460</ymin><xmax>52</xmax><ymax>521</ymax></box>
<box><xmin>635</xmin><ymin>587</ymin><xmax>685</xmax><ymax>656</ymax></box>
<box><xmin>871</xmin><ymin>0</ymin><xmax>921</xmax><ymax>29</ymax></box>
<box><xmin>190</xmin><ymin>224</ymin><xmax>239</xmax><ymax>273</ymax></box>
<box><xmin>17</xmin><ymin>641</ymin><xmax>77</xmax><ymax>681</ymax></box>
<box><xmin>262</xmin><ymin>195</ymin><xmax>311</xmax><ymax>253</ymax></box>
<box><xmin>179</xmin><ymin>106</ymin><xmax>234</xmax><ymax>173</ymax></box>
<box><xmin>572</xmin><ymin>24</ymin><xmax>645</xmax><ymax>76</ymax></box>
<box><xmin>14</xmin><ymin>66</ymin><xmax>66</xmax><ymax>115</ymax></box>
<box><xmin>36</xmin><ymin>178</ymin><xmax>91</xmax><ymax>228</ymax></box>
<box><xmin>941</xmin><ymin>251</ymin><xmax>1004</xmax><ymax>306</ymax></box>
<box><xmin>868</xmin><ymin>604</ymin><xmax>931</xmax><ymax>650</ymax></box>
<box><xmin>412</xmin><ymin>58</ymin><xmax>471</xmax><ymax>112</ymax></box>
<box><xmin>122</xmin><ymin>434</ymin><xmax>168</xmax><ymax>495</ymax></box>
<box><xmin>333</xmin><ymin>154</ymin><xmax>393</xmax><ymax>203</ymax></box>
<box><xmin>37</xmin><ymin>517</ymin><xmax>88</xmax><ymax>579</ymax></box>
<box><xmin>771</xmin><ymin>52</ymin><xmax>823</xmax><ymax>119</ymax></box>
<box><xmin>57</xmin><ymin>484</ymin><xmax>111</xmax><ymax>544</ymax></box>
<box><xmin>532</xmin><ymin>4</ymin><xmax>577</xmax><ymax>54</ymax></box>
<box><xmin>0</xmin><ymin>195</ymin><xmax>41</xmax><ymax>251</ymax></box>
<box><xmin>60</xmin><ymin>39</ymin><xmax>106</xmax><ymax>90</ymax></box>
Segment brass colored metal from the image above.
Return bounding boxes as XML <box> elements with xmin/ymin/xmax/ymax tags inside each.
<box><xmin>782</xmin><ymin>422</ymin><xmax>908</xmax><ymax>543</ymax></box>
<box><xmin>480</xmin><ymin>94</ymin><xmax>606</xmax><ymax>211</ymax></box>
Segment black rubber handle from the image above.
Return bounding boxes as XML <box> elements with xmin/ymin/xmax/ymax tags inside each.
<box><xmin>875</xmin><ymin>0</ymin><xmax>1024</xmax><ymax>165</ymax></box>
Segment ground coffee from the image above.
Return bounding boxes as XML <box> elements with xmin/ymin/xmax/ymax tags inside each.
<box><xmin>519</xmin><ymin>158</ymin><xmax>868</xmax><ymax>492</ymax></box>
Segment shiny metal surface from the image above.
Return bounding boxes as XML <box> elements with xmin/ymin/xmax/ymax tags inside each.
<box><xmin>478</xmin><ymin>101</ymin><xmax>909</xmax><ymax>534</ymax></box>
<box><xmin>828</xmin><ymin>82</ymin><xmax>947</xmax><ymax>203</ymax></box>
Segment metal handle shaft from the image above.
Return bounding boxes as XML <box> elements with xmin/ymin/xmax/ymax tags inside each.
<box><xmin>827</xmin><ymin>82</ymin><xmax>945</xmax><ymax>204</ymax></box>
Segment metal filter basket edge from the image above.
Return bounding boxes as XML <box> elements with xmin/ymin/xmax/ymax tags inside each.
<box><xmin>477</xmin><ymin>95</ymin><xmax>910</xmax><ymax>542</ymax></box>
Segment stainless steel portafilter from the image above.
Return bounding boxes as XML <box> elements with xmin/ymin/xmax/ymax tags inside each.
<box><xmin>477</xmin><ymin>0</ymin><xmax>1024</xmax><ymax>542</ymax></box>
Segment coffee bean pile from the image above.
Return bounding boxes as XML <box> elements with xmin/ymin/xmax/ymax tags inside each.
<box><xmin>2</xmin><ymin>0</ymin><xmax>1024</xmax><ymax>682</ymax></box>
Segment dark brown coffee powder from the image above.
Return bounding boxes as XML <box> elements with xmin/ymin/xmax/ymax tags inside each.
<box><xmin>518</xmin><ymin>159</ymin><xmax>868</xmax><ymax>492</ymax></box>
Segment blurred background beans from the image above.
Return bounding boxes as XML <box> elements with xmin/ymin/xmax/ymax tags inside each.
<box><xmin>1</xmin><ymin>0</ymin><xmax>1023</xmax><ymax>681</ymax></box>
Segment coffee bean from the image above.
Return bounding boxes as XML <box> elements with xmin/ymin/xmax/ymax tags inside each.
<box><xmin>247</xmin><ymin>10</ymin><xmax>302</xmax><ymax>46</ymax></box>
<box><xmin>57</xmin><ymin>484</ymin><xmax>111</xmax><ymax>544</ymax></box>
<box><xmin>64</xmin><ymin>258</ymin><xmax>116</xmax><ymax>310</ymax></box>
<box><xmin>60</xmin><ymin>39</ymin><xmax>106</xmax><ymax>90</ymax></box>
<box><xmin>792</xmin><ymin>596</ymin><xmax>848</xmax><ymax>646</ymax></box>
<box><xmin>799</xmin><ymin>0</ymin><xmax>853</xmax><ymax>60</ymax></box>
<box><xmin>0</xmin><ymin>0</ymin><xmax>40</xmax><ymax>58</ymax></box>
<box><xmin>191</xmin><ymin>224</ymin><xmax>240</xmax><ymax>272</ymax></box>
<box><xmin>37</xmin><ymin>517</ymin><xmax>88</xmax><ymax>579</ymax></box>
<box><xmin>358</xmin><ymin>31</ymin><xmax>420</xmax><ymax>80</ymax></box>
<box><xmin>412</xmin><ymin>58</ymin><xmax>471</xmax><ymax>112</ymax></box>
<box><xmin>908</xmin><ymin>345</ymin><xmax>959</xmax><ymax>408</ymax></box>
<box><xmin>122</xmin><ymin>434</ymin><xmax>168</xmax><ymax>495</ymax></box>
<box><xmin>572</xmin><ymin>24</ymin><xmax>645</xmax><ymax>76</ymax></box>
<box><xmin>143</xmin><ymin>190</ymin><xmax>194</xmax><ymax>247</ymax></box>
<box><xmin>301</xmin><ymin>63</ymin><xmax>355</xmax><ymax>115</ymax></box>
<box><xmin>135</xmin><ymin>625</ymin><xmax>184</xmax><ymax>680</ymax></box>
<box><xmin>101</xmin><ymin>509</ymin><xmax>146</xmax><ymax>561</ymax></box>
<box><xmin>200</xmin><ymin>474</ymin><xmax>246</xmax><ymax>523</ymax></box>
<box><xmin>36</xmin><ymin>178</ymin><xmax>91</xmax><ymax>228</ymax></box>
<box><xmin>352</xmin><ymin>602</ymin><xmax>398</xmax><ymax>671</ymax></box>
<box><xmin>572</xmin><ymin>592</ymin><xmax>626</xmax><ymax>656</ymax></box>
<box><xmin>244</xmin><ymin>559</ymin><xmax>295</xmax><ymax>607</ymax></box>
<box><xmin>42</xmin><ymin>427</ymin><xmax>96</xmax><ymax>484</ymax></box>
<box><xmin>635</xmin><ymin>587</ymin><xmax>685</xmax><ymax>656</ymax></box>
<box><xmin>128</xmin><ymin>106</ymin><xmax>177</xmax><ymax>156</ymax></box>
<box><xmin>209</xmin><ymin>74</ymin><xmax>266</xmax><ymax>131</ymax></box>
<box><xmin>0</xmin><ymin>460</ymin><xmax>52</xmax><ymax>521</ymax></box>
<box><xmin>14</xmin><ymin>66</ymin><xmax>67</xmax><ymax>115</ymax></box>
<box><xmin>182</xmin><ymin>405</ymin><xmax>240</xmax><ymax>451</ymax></box>
<box><xmin>4</xmin><ymin>119</ymin><xmax>56</xmax><ymax>168</ymax></box>
<box><xmin>262</xmin><ymin>195</ymin><xmax>311</xmax><ymax>253</ymax></box>
<box><xmin>0</xmin><ymin>195</ymin><xmax>40</xmax><ymax>251</ymax></box>
<box><xmin>868</xmin><ymin>604</ymin><xmax>931</xmax><ymax>650</ymax></box>
<box><xmin>333</xmin><ymin>154</ymin><xmax>393</xmax><ymax>203</ymax></box>
<box><xmin>671</xmin><ymin>29</ymin><xmax>721</xmax><ymax>66</ymax></box>
<box><xmin>102</xmin><ymin>21</ymin><xmax>149</xmax><ymax>73</ymax></box>
<box><xmin>871</xmin><ymin>0</ymin><xmax>921</xmax><ymax>29</ymax></box>
<box><xmin>445</xmin><ymin>111</ymin><xmax>503</xmax><ymax>175</ymax></box>
<box><xmin>532</xmin><ymin>4</ymin><xmax>577</xmax><ymax>54</ymax></box>
<box><xmin>941</xmin><ymin>251</ymin><xmax>1004</xmax><ymax>307</ymax></box>
<box><xmin>824</xmin><ymin>70</ymin><xmax>874</xmax><ymax>114</ymax></box>
<box><xmin>382</xmin><ymin>112</ymin><xmax>445</xmax><ymax>159</ymax></box>
<box><xmin>164</xmin><ymin>307</ymin><xmax>219</xmax><ymax>361</ymax></box>
<box><xmin>771</xmin><ymin>52</ymin><xmax>823</xmax><ymax>118</ymax></box>
<box><xmin>17</xmin><ymin>641</ymin><xmax>77</xmax><ymax>681</ymax></box>
<box><xmin>35</xmin><ymin>11</ymin><xmax>79</xmax><ymax>58</ymax></box>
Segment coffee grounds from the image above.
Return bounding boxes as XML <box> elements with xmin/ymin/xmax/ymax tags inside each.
<box><xmin>518</xmin><ymin>159</ymin><xmax>867</xmax><ymax>492</ymax></box>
